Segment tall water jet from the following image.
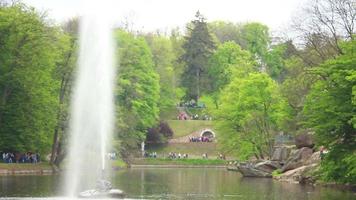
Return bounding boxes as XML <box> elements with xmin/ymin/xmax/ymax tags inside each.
<box><xmin>64</xmin><ymin>0</ymin><xmax>116</xmax><ymax>197</ymax></box>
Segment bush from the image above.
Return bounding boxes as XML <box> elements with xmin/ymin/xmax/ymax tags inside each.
<box><xmin>146</xmin><ymin>121</ymin><xmax>174</xmax><ymax>143</ymax></box>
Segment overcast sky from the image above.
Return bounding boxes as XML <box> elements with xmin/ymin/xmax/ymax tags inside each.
<box><xmin>22</xmin><ymin>0</ymin><xmax>307</xmax><ymax>33</ymax></box>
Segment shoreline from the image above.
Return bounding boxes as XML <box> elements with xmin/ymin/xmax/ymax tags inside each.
<box><xmin>130</xmin><ymin>164</ymin><xmax>226</xmax><ymax>168</ymax></box>
<box><xmin>0</xmin><ymin>163</ymin><xmax>55</xmax><ymax>176</ymax></box>
<box><xmin>0</xmin><ymin>168</ymin><xmax>55</xmax><ymax>175</ymax></box>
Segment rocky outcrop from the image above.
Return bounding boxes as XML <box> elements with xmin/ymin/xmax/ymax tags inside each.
<box><xmin>237</xmin><ymin>162</ymin><xmax>272</xmax><ymax>177</ymax></box>
<box><xmin>275</xmin><ymin>164</ymin><xmax>319</xmax><ymax>184</ymax></box>
<box><xmin>271</xmin><ymin>146</ymin><xmax>290</xmax><ymax>162</ymax></box>
<box><xmin>295</xmin><ymin>133</ymin><xmax>314</xmax><ymax>149</ymax></box>
<box><xmin>233</xmin><ymin>135</ymin><xmax>321</xmax><ymax>184</ymax></box>
<box><xmin>236</xmin><ymin>160</ymin><xmax>281</xmax><ymax>177</ymax></box>
<box><xmin>274</xmin><ymin>151</ymin><xmax>321</xmax><ymax>184</ymax></box>
<box><xmin>281</xmin><ymin>147</ymin><xmax>313</xmax><ymax>172</ymax></box>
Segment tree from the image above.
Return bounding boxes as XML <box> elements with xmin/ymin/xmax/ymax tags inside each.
<box><xmin>0</xmin><ymin>4</ymin><xmax>64</xmax><ymax>153</ymax></box>
<box><xmin>207</xmin><ymin>41</ymin><xmax>256</xmax><ymax>107</ymax></box>
<box><xmin>115</xmin><ymin>30</ymin><xmax>160</xmax><ymax>155</ymax></box>
<box><xmin>50</xmin><ymin>18</ymin><xmax>79</xmax><ymax>165</ymax></box>
<box><xmin>146</xmin><ymin>121</ymin><xmax>173</xmax><ymax>143</ymax></box>
<box><xmin>144</xmin><ymin>34</ymin><xmax>176</xmax><ymax>114</ymax></box>
<box><xmin>170</xmin><ymin>28</ymin><xmax>186</xmax><ymax>101</ymax></box>
<box><xmin>208</xmin><ymin>21</ymin><xmax>244</xmax><ymax>46</ymax></box>
<box><xmin>293</xmin><ymin>0</ymin><xmax>355</xmax><ymax>63</ymax></box>
<box><xmin>303</xmin><ymin>40</ymin><xmax>356</xmax><ymax>183</ymax></box>
<box><xmin>216</xmin><ymin>73</ymin><xmax>290</xmax><ymax>159</ymax></box>
<box><xmin>181</xmin><ymin>11</ymin><xmax>216</xmax><ymax>101</ymax></box>
<box><xmin>241</xmin><ymin>22</ymin><xmax>270</xmax><ymax>68</ymax></box>
<box><xmin>265</xmin><ymin>43</ymin><xmax>287</xmax><ymax>80</ymax></box>
<box><xmin>280</xmin><ymin>57</ymin><xmax>315</xmax><ymax>134</ymax></box>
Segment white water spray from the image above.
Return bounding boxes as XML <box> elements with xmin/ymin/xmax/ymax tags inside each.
<box><xmin>64</xmin><ymin>1</ymin><xmax>115</xmax><ymax>196</ymax></box>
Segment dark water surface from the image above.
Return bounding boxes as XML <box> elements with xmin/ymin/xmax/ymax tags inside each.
<box><xmin>0</xmin><ymin>168</ymin><xmax>354</xmax><ymax>199</ymax></box>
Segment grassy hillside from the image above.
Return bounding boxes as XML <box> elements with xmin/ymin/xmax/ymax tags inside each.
<box><xmin>167</xmin><ymin>120</ymin><xmax>214</xmax><ymax>138</ymax></box>
<box><xmin>160</xmin><ymin>106</ymin><xmax>179</xmax><ymax>120</ymax></box>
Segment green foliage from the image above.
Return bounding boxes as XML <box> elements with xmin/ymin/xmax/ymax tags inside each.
<box><xmin>303</xmin><ymin>40</ymin><xmax>356</xmax><ymax>183</ymax></box>
<box><xmin>208</xmin><ymin>21</ymin><xmax>244</xmax><ymax>45</ymax></box>
<box><xmin>272</xmin><ymin>169</ymin><xmax>283</xmax><ymax>177</ymax></box>
<box><xmin>144</xmin><ymin>34</ymin><xmax>176</xmax><ymax>113</ymax></box>
<box><xmin>115</xmin><ymin>30</ymin><xmax>160</xmax><ymax>153</ymax></box>
<box><xmin>280</xmin><ymin>57</ymin><xmax>315</xmax><ymax>134</ymax></box>
<box><xmin>241</xmin><ymin>23</ymin><xmax>270</xmax><ymax>61</ymax></box>
<box><xmin>265</xmin><ymin>43</ymin><xmax>287</xmax><ymax>80</ymax></box>
<box><xmin>216</xmin><ymin>72</ymin><xmax>290</xmax><ymax>159</ymax></box>
<box><xmin>207</xmin><ymin>41</ymin><xmax>256</xmax><ymax>107</ymax></box>
<box><xmin>0</xmin><ymin>4</ymin><xmax>66</xmax><ymax>153</ymax></box>
<box><xmin>181</xmin><ymin>11</ymin><xmax>216</xmax><ymax>101</ymax></box>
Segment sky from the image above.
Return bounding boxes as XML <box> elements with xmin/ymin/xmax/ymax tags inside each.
<box><xmin>22</xmin><ymin>0</ymin><xmax>307</xmax><ymax>33</ymax></box>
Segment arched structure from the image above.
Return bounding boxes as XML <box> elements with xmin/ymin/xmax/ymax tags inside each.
<box><xmin>200</xmin><ymin>129</ymin><xmax>216</xmax><ymax>138</ymax></box>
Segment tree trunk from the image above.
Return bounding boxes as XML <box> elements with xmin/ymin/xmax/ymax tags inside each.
<box><xmin>50</xmin><ymin>124</ymin><xmax>60</xmax><ymax>164</ymax></box>
<box><xmin>50</xmin><ymin>38</ymin><xmax>75</xmax><ymax>166</ymax></box>
<box><xmin>196</xmin><ymin>68</ymin><xmax>200</xmax><ymax>102</ymax></box>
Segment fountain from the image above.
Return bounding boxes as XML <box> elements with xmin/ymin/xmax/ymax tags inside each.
<box><xmin>63</xmin><ymin>0</ymin><xmax>123</xmax><ymax>198</ymax></box>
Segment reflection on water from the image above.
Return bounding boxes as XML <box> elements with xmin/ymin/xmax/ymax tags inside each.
<box><xmin>0</xmin><ymin>168</ymin><xmax>355</xmax><ymax>199</ymax></box>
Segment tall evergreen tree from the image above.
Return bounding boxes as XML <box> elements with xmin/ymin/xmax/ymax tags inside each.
<box><xmin>181</xmin><ymin>11</ymin><xmax>216</xmax><ymax>101</ymax></box>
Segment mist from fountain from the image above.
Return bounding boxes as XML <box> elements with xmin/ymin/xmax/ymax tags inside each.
<box><xmin>63</xmin><ymin>0</ymin><xmax>116</xmax><ymax>197</ymax></box>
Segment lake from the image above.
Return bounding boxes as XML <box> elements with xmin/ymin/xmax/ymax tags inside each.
<box><xmin>0</xmin><ymin>168</ymin><xmax>354</xmax><ymax>199</ymax></box>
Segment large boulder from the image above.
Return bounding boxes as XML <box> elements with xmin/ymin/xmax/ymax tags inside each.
<box><xmin>304</xmin><ymin>151</ymin><xmax>321</xmax><ymax>165</ymax></box>
<box><xmin>295</xmin><ymin>134</ymin><xmax>314</xmax><ymax>149</ymax></box>
<box><xmin>236</xmin><ymin>160</ymin><xmax>281</xmax><ymax>177</ymax></box>
<box><xmin>255</xmin><ymin>160</ymin><xmax>282</xmax><ymax>173</ymax></box>
<box><xmin>237</xmin><ymin>162</ymin><xmax>272</xmax><ymax>177</ymax></box>
<box><xmin>275</xmin><ymin>164</ymin><xmax>319</xmax><ymax>184</ymax></box>
<box><xmin>281</xmin><ymin>147</ymin><xmax>313</xmax><ymax>172</ymax></box>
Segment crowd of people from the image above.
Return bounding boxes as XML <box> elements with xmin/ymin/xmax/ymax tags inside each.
<box><xmin>1</xmin><ymin>152</ymin><xmax>40</xmax><ymax>163</ymax></box>
<box><xmin>143</xmin><ymin>151</ymin><xmax>226</xmax><ymax>160</ymax></box>
<box><xmin>144</xmin><ymin>151</ymin><xmax>157</xmax><ymax>158</ymax></box>
<box><xmin>177</xmin><ymin>100</ymin><xmax>205</xmax><ymax>108</ymax></box>
<box><xmin>177</xmin><ymin>112</ymin><xmax>212</xmax><ymax>121</ymax></box>
<box><xmin>168</xmin><ymin>152</ymin><xmax>188</xmax><ymax>159</ymax></box>
<box><xmin>189</xmin><ymin>136</ymin><xmax>213</xmax><ymax>142</ymax></box>
<box><xmin>107</xmin><ymin>152</ymin><xmax>118</xmax><ymax>160</ymax></box>
<box><xmin>177</xmin><ymin>112</ymin><xmax>190</xmax><ymax>120</ymax></box>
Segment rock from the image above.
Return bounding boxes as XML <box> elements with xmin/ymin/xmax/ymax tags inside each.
<box><xmin>295</xmin><ymin>133</ymin><xmax>314</xmax><ymax>149</ymax></box>
<box><xmin>281</xmin><ymin>147</ymin><xmax>313</xmax><ymax>172</ymax></box>
<box><xmin>255</xmin><ymin>160</ymin><xmax>282</xmax><ymax>173</ymax></box>
<box><xmin>275</xmin><ymin>164</ymin><xmax>318</xmax><ymax>184</ymax></box>
<box><xmin>237</xmin><ymin>163</ymin><xmax>272</xmax><ymax>177</ymax></box>
<box><xmin>271</xmin><ymin>147</ymin><xmax>289</xmax><ymax>161</ymax></box>
<box><xmin>236</xmin><ymin>160</ymin><xmax>280</xmax><ymax>177</ymax></box>
<box><xmin>304</xmin><ymin>151</ymin><xmax>321</xmax><ymax>165</ymax></box>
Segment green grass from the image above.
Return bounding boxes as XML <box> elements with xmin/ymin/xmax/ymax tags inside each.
<box><xmin>160</xmin><ymin>106</ymin><xmax>179</xmax><ymax>120</ymax></box>
<box><xmin>185</xmin><ymin>107</ymin><xmax>208</xmax><ymax>117</ymax></box>
<box><xmin>146</xmin><ymin>143</ymin><xmax>220</xmax><ymax>157</ymax></box>
<box><xmin>167</xmin><ymin>120</ymin><xmax>214</xmax><ymax>138</ymax></box>
<box><xmin>272</xmin><ymin>169</ymin><xmax>283</xmax><ymax>177</ymax></box>
<box><xmin>0</xmin><ymin>162</ymin><xmax>52</xmax><ymax>170</ymax></box>
<box><xmin>131</xmin><ymin>158</ymin><xmax>227</xmax><ymax>166</ymax></box>
<box><xmin>110</xmin><ymin>159</ymin><xmax>127</xmax><ymax>168</ymax></box>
